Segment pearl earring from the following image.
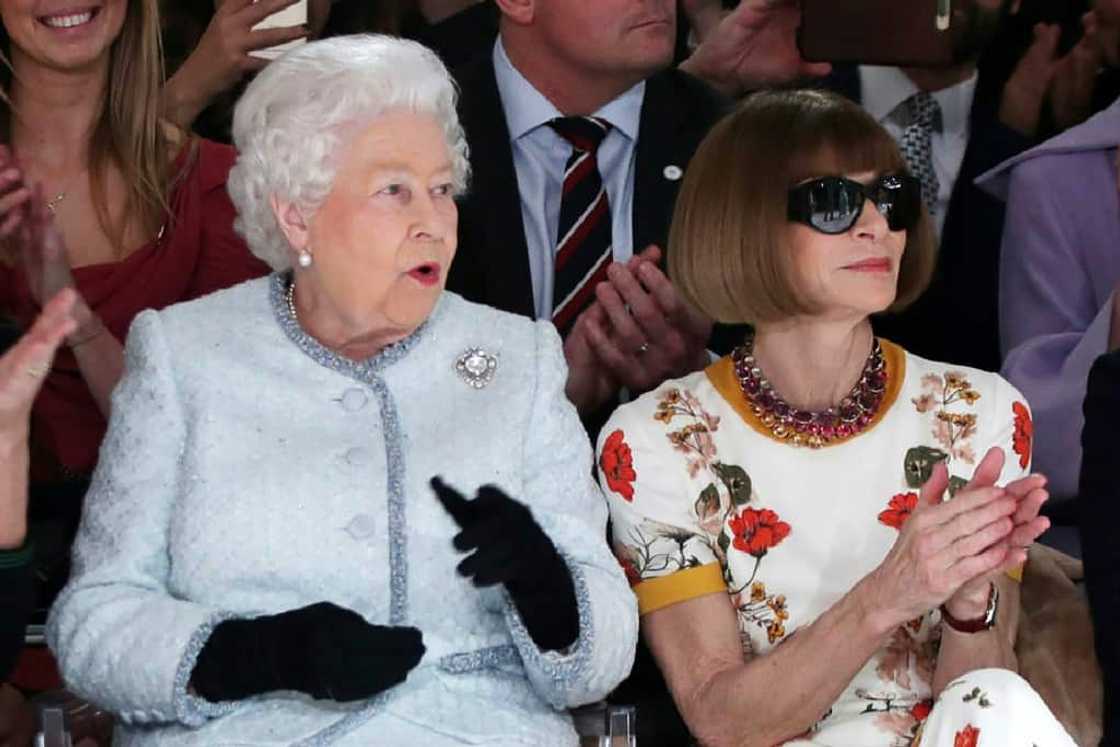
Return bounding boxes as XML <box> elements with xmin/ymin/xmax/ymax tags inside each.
<box><xmin>297</xmin><ymin>250</ymin><xmax>313</xmax><ymax>268</ymax></box>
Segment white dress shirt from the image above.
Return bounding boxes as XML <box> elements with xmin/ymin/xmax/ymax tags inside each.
<box><xmin>493</xmin><ymin>39</ymin><xmax>645</xmax><ymax>320</ymax></box>
<box><xmin>859</xmin><ymin>65</ymin><xmax>977</xmax><ymax>238</ymax></box>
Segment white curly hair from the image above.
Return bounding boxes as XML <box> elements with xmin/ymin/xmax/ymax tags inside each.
<box><xmin>227</xmin><ymin>34</ymin><xmax>471</xmax><ymax>270</ymax></box>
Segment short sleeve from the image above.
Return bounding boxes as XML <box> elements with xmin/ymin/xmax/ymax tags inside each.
<box><xmin>596</xmin><ymin>395</ymin><xmax>726</xmax><ymax>616</ymax></box>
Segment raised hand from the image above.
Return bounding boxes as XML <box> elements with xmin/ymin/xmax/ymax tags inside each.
<box><xmin>162</xmin><ymin>0</ymin><xmax>308</xmax><ymax>128</ymax></box>
<box><xmin>586</xmin><ymin>245</ymin><xmax>712</xmax><ymax>395</ymax></box>
<box><xmin>866</xmin><ymin>451</ymin><xmax>1020</xmax><ymax>626</ymax></box>
<box><xmin>0</xmin><ymin>289</ymin><xmax>77</xmax><ymax>444</ymax></box>
<box><xmin>0</xmin><ymin>289</ymin><xmax>77</xmax><ymax>550</ymax></box>
<box><xmin>679</xmin><ymin>0</ymin><xmax>832</xmax><ymax>97</ymax></box>
<box><xmin>431</xmin><ymin>477</ymin><xmax>579</xmax><ymax>651</ymax></box>
<box><xmin>191</xmin><ymin>601</ymin><xmax>425</xmax><ymax>703</ymax></box>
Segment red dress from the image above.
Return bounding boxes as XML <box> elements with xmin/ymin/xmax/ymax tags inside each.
<box><xmin>0</xmin><ymin>138</ymin><xmax>269</xmax><ymax>480</ymax></box>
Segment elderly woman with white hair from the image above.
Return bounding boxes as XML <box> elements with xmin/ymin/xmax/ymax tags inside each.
<box><xmin>46</xmin><ymin>35</ymin><xmax>637</xmax><ymax>746</ymax></box>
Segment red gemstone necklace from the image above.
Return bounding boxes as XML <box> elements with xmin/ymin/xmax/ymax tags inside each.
<box><xmin>732</xmin><ymin>331</ymin><xmax>887</xmax><ymax>448</ymax></box>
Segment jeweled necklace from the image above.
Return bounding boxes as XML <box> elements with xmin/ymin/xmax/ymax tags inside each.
<box><xmin>733</xmin><ymin>331</ymin><xmax>887</xmax><ymax>448</ymax></box>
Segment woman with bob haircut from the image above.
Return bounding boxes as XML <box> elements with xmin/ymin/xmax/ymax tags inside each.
<box><xmin>596</xmin><ymin>89</ymin><xmax>1074</xmax><ymax>746</ymax></box>
<box><xmin>46</xmin><ymin>35</ymin><xmax>636</xmax><ymax>746</ymax></box>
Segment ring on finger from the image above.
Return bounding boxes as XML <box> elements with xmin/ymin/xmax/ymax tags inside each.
<box><xmin>636</xmin><ymin>342</ymin><xmax>650</xmax><ymax>355</ymax></box>
<box><xmin>25</xmin><ymin>362</ymin><xmax>50</xmax><ymax>379</ymax></box>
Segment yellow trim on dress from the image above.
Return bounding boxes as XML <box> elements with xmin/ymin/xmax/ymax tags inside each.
<box><xmin>634</xmin><ymin>563</ymin><xmax>727</xmax><ymax>616</ymax></box>
<box><xmin>704</xmin><ymin>338</ymin><xmax>907</xmax><ymax>448</ymax></box>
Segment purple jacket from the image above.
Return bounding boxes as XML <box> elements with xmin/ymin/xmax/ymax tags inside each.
<box><xmin>977</xmin><ymin>99</ymin><xmax>1120</xmax><ymax>500</ymax></box>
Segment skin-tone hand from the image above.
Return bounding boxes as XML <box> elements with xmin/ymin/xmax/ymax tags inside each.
<box><xmin>585</xmin><ymin>245</ymin><xmax>712</xmax><ymax>395</ymax></box>
<box><xmin>0</xmin><ymin>289</ymin><xmax>77</xmax><ymax>549</ymax></box>
<box><xmin>1049</xmin><ymin>12</ymin><xmax>1106</xmax><ymax>132</ymax></box>
<box><xmin>678</xmin><ymin>0</ymin><xmax>832</xmax><ymax>97</ymax></box>
<box><xmin>864</xmin><ymin>454</ymin><xmax>1022</xmax><ymax>627</ymax></box>
<box><xmin>681</xmin><ymin>0</ymin><xmax>727</xmax><ymax>44</ymax></box>
<box><xmin>998</xmin><ymin>16</ymin><xmax>1106</xmax><ymax>137</ymax></box>
<box><xmin>162</xmin><ymin>0</ymin><xmax>307</xmax><ymax>129</ymax></box>
<box><xmin>564</xmin><ymin>302</ymin><xmax>621</xmax><ymax>416</ymax></box>
<box><xmin>942</xmin><ymin>448</ymin><xmax>1050</xmax><ymax>618</ymax></box>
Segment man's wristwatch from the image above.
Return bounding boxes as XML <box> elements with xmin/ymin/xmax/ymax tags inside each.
<box><xmin>940</xmin><ymin>582</ymin><xmax>999</xmax><ymax>633</ymax></box>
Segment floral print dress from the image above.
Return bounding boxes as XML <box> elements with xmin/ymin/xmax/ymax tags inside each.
<box><xmin>597</xmin><ymin>340</ymin><xmax>1076</xmax><ymax>746</ymax></box>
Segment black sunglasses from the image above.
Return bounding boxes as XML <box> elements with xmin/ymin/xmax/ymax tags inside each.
<box><xmin>787</xmin><ymin>174</ymin><xmax>922</xmax><ymax>235</ymax></box>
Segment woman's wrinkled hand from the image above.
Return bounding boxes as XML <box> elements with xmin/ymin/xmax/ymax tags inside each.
<box><xmin>865</xmin><ymin>448</ymin><xmax>1022</xmax><ymax>629</ymax></box>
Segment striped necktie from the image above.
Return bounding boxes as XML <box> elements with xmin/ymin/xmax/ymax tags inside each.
<box><xmin>548</xmin><ymin>116</ymin><xmax>613</xmax><ymax>335</ymax></box>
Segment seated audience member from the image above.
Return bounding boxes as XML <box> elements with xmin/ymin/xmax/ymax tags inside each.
<box><xmin>975</xmin><ymin>96</ymin><xmax>1120</xmax><ymax>503</ymax></box>
<box><xmin>47</xmin><ymin>36</ymin><xmax>636</xmax><ymax>745</ymax></box>
<box><xmin>597</xmin><ymin>89</ymin><xmax>1072</xmax><ymax>746</ymax></box>
<box><xmin>0</xmin><ymin>292</ymin><xmax>75</xmax><ymax>746</ymax></box>
<box><xmin>1079</xmin><ymin>349</ymin><xmax>1120</xmax><ymax>746</ymax></box>
<box><xmin>0</xmin><ymin>0</ymin><xmax>267</xmax><ymax>493</ymax></box>
<box><xmin>825</xmin><ymin>0</ymin><xmax>1094</xmax><ymax>372</ymax></box>
<box><xmin>451</xmin><ymin>0</ymin><xmax>828</xmax><ymax>422</ymax></box>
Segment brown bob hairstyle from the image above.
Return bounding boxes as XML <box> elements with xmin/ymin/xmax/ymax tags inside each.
<box><xmin>668</xmin><ymin>88</ymin><xmax>937</xmax><ymax>326</ymax></box>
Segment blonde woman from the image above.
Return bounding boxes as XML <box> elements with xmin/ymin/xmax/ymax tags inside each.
<box><xmin>0</xmin><ymin>0</ymin><xmax>266</xmax><ymax>491</ymax></box>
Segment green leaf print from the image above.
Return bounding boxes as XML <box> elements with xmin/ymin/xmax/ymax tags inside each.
<box><xmin>904</xmin><ymin>446</ymin><xmax>949</xmax><ymax>488</ymax></box>
<box><xmin>713</xmin><ymin>463</ymin><xmax>752</xmax><ymax>506</ymax></box>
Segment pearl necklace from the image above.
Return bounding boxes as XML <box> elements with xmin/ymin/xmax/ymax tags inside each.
<box><xmin>733</xmin><ymin>331</ymin><xmax>887</xmax><ymax>448</ymax></box>
<box><xmin>286</xmin><ymin>280</ymin><xmax>298</xmax><ymax>322</ymax></box>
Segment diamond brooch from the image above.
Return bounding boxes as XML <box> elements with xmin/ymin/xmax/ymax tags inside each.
<box><xmin>455</xmin><ymin>348</ymin><xmax>498</xmax><ymax>389</ymax></box>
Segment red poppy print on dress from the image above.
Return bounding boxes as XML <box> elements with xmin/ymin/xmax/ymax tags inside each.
<box><xmin>953</xmin><ymin>724</ymin><xmax>980</xmax><ymax>747</ymax></box>
<box><xmin>879</xmin><ymin>492</ymin><xmax>919</xmax><ymax>530</ymax></box>
<box><xmin>1012</xmin><ymin>401</ymin><xmax>1033</xmax><ymax>470</ymax></box>
<box><xmin>600</xmin><ymin>429</ymin><xmax>637</xmax><ymax>501</ymax></box>
<box><xmin>617</xmin><ymin>555</ymin><xmax>641</xmax><ymax>587</ymax></box>
<box><xmin>728</xmin><ymin>507</ymin><xmax>791</xmax><ymax>558</ymax></box>
<box><xmin>909</xmin><ymin>700</ymin><xmax>932</xmax><ymax>722</ymax></box>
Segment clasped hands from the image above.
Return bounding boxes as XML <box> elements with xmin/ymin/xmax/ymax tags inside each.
<box><xmin>565</xmin><ymin>245</ymin><xmax>713</xmax><ymax>415</ymax></box>
<box><xmin>867</xmin><ymin>446</ymin><xmax>1049</xmax><ymax>630</ymax></box>
<box><xmin>191</xmin><ymin>479</ymin><xmax>577</xmax><ymax>704</ymax></box>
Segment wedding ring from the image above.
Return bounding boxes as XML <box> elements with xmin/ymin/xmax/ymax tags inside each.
<box><xmin>25</xmin><ymin>362</ymin><xmax>50</xmax><ymax>379</ymax></box>
<box><xmin>636</xmin><ymin>342</ymin><xmax>650</xmax><ymax>355</ymax></box>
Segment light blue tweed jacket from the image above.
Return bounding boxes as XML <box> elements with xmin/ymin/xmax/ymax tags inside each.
<box><xmin>47</xmin><ymin>275</ymin><xmax>638</xmax><ymax>746</ymax></box>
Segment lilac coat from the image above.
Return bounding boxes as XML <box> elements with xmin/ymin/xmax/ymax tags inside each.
<box><xmin>977</xmin><ymin>99</ymin><xmax>1120</xmax><ymax>500</ymax></box>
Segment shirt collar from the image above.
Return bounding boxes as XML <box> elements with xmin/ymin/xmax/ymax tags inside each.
<box><xmin>492</xmin><ymin>37</ymin><xmax>644</xmax><ymax>142</ymax></box>
<box><xmin>858</xmin><ymin>65</ymin><xmax>977</xmax><ymax>134</ymax></box>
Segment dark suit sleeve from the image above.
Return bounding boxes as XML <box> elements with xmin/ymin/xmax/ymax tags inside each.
<box><xmin>0</xmin><ymin>545</ymin><xmax>34</xmax><ymax>680</ymax></box>
<box><xmin>1079</xmin><ymin>349</ymin><xmax>1120</xmax><ymax>745</ymax></box>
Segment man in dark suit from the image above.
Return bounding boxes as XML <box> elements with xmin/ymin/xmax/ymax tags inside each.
<box><xmin>449</xmin><ymin>0</ymin><xmax>826</xmax><ymax>419</ymax></box>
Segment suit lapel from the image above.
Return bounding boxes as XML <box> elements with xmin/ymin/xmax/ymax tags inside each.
<box><xmin>454</xmin><ymin>56</ymin><xmax>536</xmax><ymax>318</ymax></box>
<box><xmin>632</xmin><ymin>72</ymin><xmax>690</xmax><ymax>257</ymax></box>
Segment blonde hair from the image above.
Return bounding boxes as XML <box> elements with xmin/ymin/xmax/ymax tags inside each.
<box><xmin>1</xmin><ymin>0</ymin><xmax>174</xmax><ymax>255</ymax></box>
<box><xmin>669</xmin><ymin>89</ymin><xmax>937</xmax><ymax>325</ymax></box>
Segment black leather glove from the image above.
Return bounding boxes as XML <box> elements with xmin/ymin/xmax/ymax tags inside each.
<box><xmin>190</xmin><ymin>601</ymin><xmax>425</xmax><ymax>702</ymax></box>
<box><xmin>430</xmin><ymin>477</ymin><xmax>579</xmax><ymax>651</ymax></box>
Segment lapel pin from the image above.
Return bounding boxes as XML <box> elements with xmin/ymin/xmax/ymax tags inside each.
<box><xmin>663</xmin><ymin>164</ymin><xmax>683</xmax><ymax>181</ymax></box>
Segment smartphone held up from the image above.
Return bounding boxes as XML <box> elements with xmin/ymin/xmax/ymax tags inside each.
<box><xmin>252</xmin><ymin>0</ymin><xmax>308</xmax><ymax>60</ymax></box>
<box><xmin>798</xmin><ymin>0</ymin><xmax>997</xmax><ymax>68</ymax></box>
